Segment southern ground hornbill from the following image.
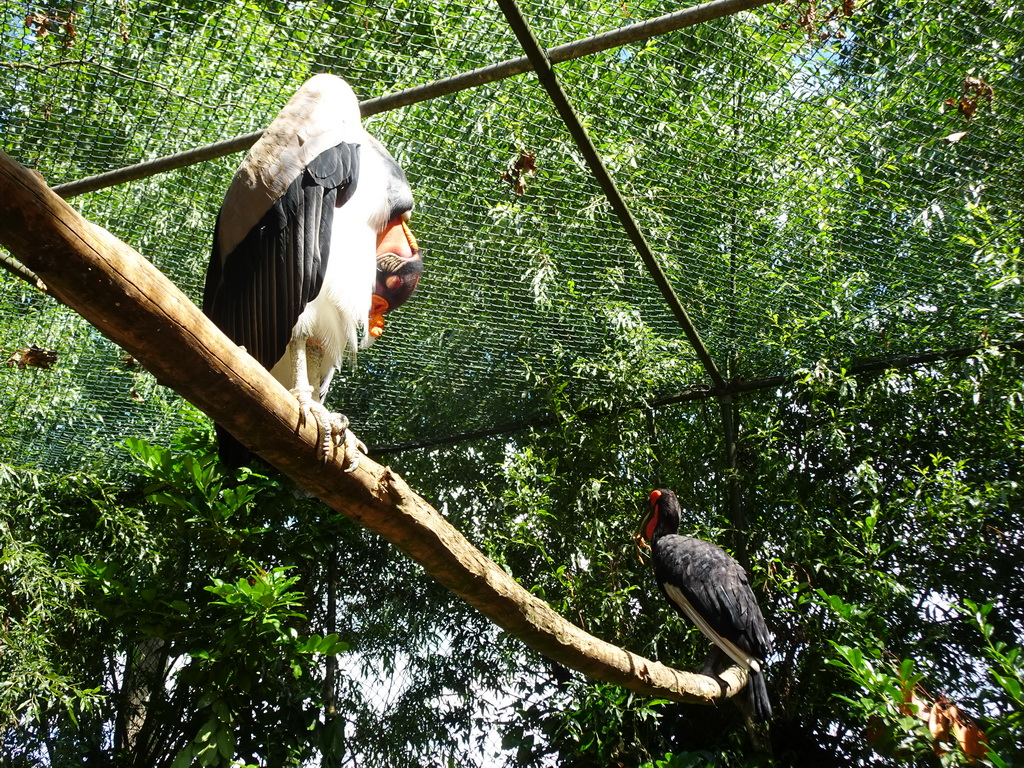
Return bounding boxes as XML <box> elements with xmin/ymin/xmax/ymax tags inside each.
<box><xmin>203</xmin><ymin>74</ymin><xmax>422</xmax><ymax>469</ymax></box>
<box><xmin>638</xmin><ymin>488</ymin><xmax>773</xmax><ymax>721</ymax></box>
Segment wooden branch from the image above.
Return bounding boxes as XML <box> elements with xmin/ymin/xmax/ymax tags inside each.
<box><xmin>0</xmin><ymin>59</ymin><xmax>88</xmax><ymax>73</ymax></box>
<box><xmin>0</xmin><ymin>57</ymin><xmax>229</xmax><ymax>108</ymax></box>
<box><xmin>0</xmin><ymin>148</ymin><xmax>746</xmax><ymax>706</ymax></box>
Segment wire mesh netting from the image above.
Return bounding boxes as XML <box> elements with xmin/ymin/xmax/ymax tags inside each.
<box><xmin>2</xmin><ymin>2</ymin><xmax>1024</xmax><ymax>766</ymax></box>
<box><xmin>1</xmin><ymin>0</ymin><xmax>1022</xmax><ymax>468</ymax></box>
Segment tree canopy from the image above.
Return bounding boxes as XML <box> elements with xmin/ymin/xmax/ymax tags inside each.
<box><xmin>1</xmin><ymin>0</ymin><xmax>1022</xmax><ymax>765</ymax></box>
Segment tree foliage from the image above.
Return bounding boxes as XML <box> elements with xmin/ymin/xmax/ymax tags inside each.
<box><xmin>1</xmin><ymin>0</ymin><xmax>1023</xmax><ymax>765</ymax></box>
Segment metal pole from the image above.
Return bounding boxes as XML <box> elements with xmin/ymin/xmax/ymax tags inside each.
<box><xmin>495</xmin><ymin>0</ymin><xmax>726</xmax><ymax>389</ymax></box>
<box><xmin>51</xmin><ymin>0</ymin><xmax>775</xmax><ymax>199</ymax></box>
<box><xmin>373</xmin><ymin>338</ymin><xmax>1024</xmax><ymax>455</ymax></box>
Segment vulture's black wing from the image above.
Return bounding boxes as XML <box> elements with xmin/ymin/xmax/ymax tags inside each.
<box><xmin>203</xmin><ymin>142</ymin><xmax>360</xmax><ymax>371</ymax></box>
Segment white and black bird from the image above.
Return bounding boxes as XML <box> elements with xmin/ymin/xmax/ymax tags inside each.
<box><xmin>638</xmin><ymin>488</ymin><xmax>773</xmax><ymax>721</ymax></box>
<box><xmin>203</xmin><ymin>74</ymin><xmax>422</xmax><ymax>468</ymax></box>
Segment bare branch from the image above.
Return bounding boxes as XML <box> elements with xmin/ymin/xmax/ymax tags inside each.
<box><xmin>0</xmin><ymin>251</ymin><xmax>47</xmax><ymax>292</ymax></box>
<box><xmin>0</xmin><ymin>58</ymin><xmax>92</xmax><ymax>73</ymax></box>
<box><xmin>0</xmin><ymin>148</ymin><xmax>747</xmax><ymax>707</ymax></box>
<box><xmin>0</xmin><ymin>56</ymin><xmax>231</xmax><ymax>108</ymax></box>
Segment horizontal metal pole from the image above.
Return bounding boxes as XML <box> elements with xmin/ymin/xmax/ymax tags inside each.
<box><xmin>52</xmin><ymin>0</ymin><xmax>774</xmax><ymax>199</ymax></box>
<box><xmin>374</xmin><ymin>338</ymin><xmax>1024</xmax><ymax>455</ymax></box>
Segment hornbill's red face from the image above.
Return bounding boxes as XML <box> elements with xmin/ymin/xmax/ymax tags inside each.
<box><xmin>642</xmin><ymin>489</ymin><xmax>665</xmax><ymax>540</ymax></box>
<box><xmin>634</xmin><ymin>488</ymin><xmax>666</xmax><ymax>561</ymax></box>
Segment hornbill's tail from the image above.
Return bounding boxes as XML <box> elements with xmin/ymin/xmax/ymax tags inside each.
<box><xmin>749</xmin><ymin>668</ymin><xmax>772</xmax><ymax>722</ymax></box>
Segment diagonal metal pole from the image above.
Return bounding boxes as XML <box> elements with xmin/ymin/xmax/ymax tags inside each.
<box><xmin>495</xmin><ymin>0</ymin><xmax>726</xmax><ymax>390</ymax></box>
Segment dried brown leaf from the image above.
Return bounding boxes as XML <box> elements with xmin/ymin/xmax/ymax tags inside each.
<box><xmin>959</xmin><ymin>98</ymin><xmax>979</xmax><ymax>121</ymax></box>
<box><xmin>501</xmin><ymin>150</ymin><xmax>538</xmax><ymax>196</ymax></box>
<box><xmin>929</xmin><ymin>699</ymin><xmax>951</xmax><ymax>743</ymax></box>
<box><xmin>958</xmin><ymin>722</ymin><xmax>990</xmax><ymax>763</ymax></box>
<box><xmin>6</xmin><ymin>344</ymin><xmax>59</xmax><ymax>370</ymax></box>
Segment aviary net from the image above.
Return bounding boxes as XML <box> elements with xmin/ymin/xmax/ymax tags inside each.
<box><xmin>0</xmin><ymin>0</ymin><xmax>1020</xmax><ymax>470</ymax></box>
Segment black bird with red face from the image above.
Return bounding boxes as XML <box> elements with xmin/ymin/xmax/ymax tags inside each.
<box><xmin>639</xmin><ymin>488</ymin><xmax>773</xmax><ymax>721</ymax></box>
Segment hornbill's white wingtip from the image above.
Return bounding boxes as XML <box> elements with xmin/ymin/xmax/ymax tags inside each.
<box><xmin>664</xmin><ymin>583</ymin><xmax>763</xmax><ymax>674</ymax></box>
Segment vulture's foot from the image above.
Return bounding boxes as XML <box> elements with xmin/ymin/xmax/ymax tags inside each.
<box><xmin>291</xmin><ymin>388</ymin><xmax>368</xmax><ymax>471</ymax></box>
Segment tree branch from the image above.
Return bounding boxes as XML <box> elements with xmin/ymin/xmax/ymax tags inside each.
<box><xmin>0</xmin><ymin>58</ymin><xmax>92</xmax><ymax>73</ymax></box>
<box><xmin>0</xmin><ymin>250</ymin><xmax>47</xmax><ymax>292</ymax></box>
<box><xmin>0</xmin><ymin>148</ymin><xmax>746</xmax><ymax>706</ymax></box>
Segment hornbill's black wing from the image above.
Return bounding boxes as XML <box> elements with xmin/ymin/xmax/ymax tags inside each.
<box><xmin>652</xmin><ymin>534</ymin><xmax>773</xmax><ymax>662</ymax></box>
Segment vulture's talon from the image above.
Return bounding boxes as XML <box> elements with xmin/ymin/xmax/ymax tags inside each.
<box><xmin>291</xmin><ymin>389</ymin><xmax>365</xmax><ymax>469</ymax></box>
<box><xmin>290</xmin><ymin>386</ymin><xmax>316</xmax><ymax>430</ymax></box>
<box><xmin>291</xmin><ymin>387</ymin><xmax>325</xmax><ymax>440</ymax></box>
<box><xmin>328</xmin><ymin>415</ymin><xmax>367</xmax><ymax>473</ymax></box>
<box><xmin>341</xmin><ymin>430</ymin><xmax>367</xmax><ymax>473</ymax></box>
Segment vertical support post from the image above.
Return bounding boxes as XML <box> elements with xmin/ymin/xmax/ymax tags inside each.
<box><xmin>646</xmin><ymin>407</ymin><xmax>661</xmax><ymax>489</ymax></box>
<box><xmin>324</xmin><ymin>546</ymin><xmax>339</xmax><ymax>719</ymax></box>
<box><xmin>718</xmin><ymin>394</ymin><xmax>747</xmax><ymax>565</ymax></box>
<box><xmin>719</xmin><ymin>83</ymin><xmax>747</xmax><ymax>562</ymax></box>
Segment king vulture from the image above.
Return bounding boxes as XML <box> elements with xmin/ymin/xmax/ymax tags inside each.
<box><xmin>203</xmin><ymin>74</ymin><xmax>422</xmax><ymax>468</ymax></box>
